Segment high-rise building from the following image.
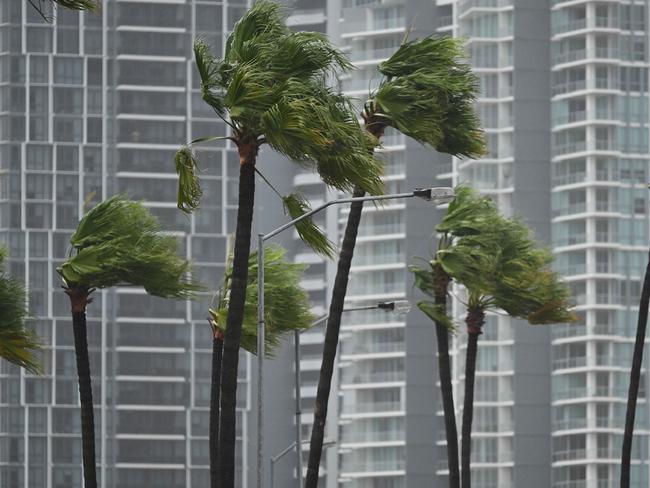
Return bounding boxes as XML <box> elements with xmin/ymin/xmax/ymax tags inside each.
<box><xmin>298</xmin><ymin>0</ymin><xmax>650</xmax><ymax>487</ymax></box>
<box><xmin>0</xmin><ymin>1</ymin><xmax>254</xmax><ymax>486</ymax></box>
<box><xmin>3</xmin><ymin>0</ymin><xmax>650</xmax><ymax>487</ymax></box>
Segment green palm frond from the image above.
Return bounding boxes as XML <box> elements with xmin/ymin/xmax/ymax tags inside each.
<box><xmin>368</xmin><ymin>36</ymin><xmax>486</xmax><ymax>158</ymax></box>
<box><xmin>282</xmin><ymin>193</ymin><xmax>336</xmax><ymax>259</ymax></box>
<box><xmin>418</xmin><ymin>301</ymin><xmax>455</xmax><ymax>332</ymax></box>
<box><xmin>54</xmin><ymin>0</ymin><xmax>99</xmax><ymax>10</ymax></box>
<box><xmin>0</xmin><ymin>247</ymin><xmax>42</xmax><ymax>374</ymax></box>
<box><xmin>378</xmin><ymin>36</ymin><xmax>467</xmax><ymax>79</ymax></box>
<box><xmin>59</xmin><ymin>195</ymin><xmax>201</xmax><ymax>298</ymax></box>
<box><xmin>175</xmin><ymin>146</ymin><xmax>203</xmax><ymax>214</ymax></box>
<box><xmin>179</xmin><ymin>0</ymin><xmax>384</xmax><ymax>201</ymax></box>
<box><xmin>209</xmin><ymin>244</ymin><xmax>314</xmax><ymax>355</ymax></box>
<box><xmin>412</xmin><ymin>185</ymin><xmax>575</xmax><ymax>330</ymax></box>
<box><xmin>194</xmin><ymin>39</ymin><xmax>226</xmax><ymax>116</ymax></box>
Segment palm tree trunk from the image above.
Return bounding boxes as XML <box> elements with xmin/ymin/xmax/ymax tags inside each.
<box><xmin>305</xmin><ymin>187</ymin><xmax>364</xmax><ymax>488</ymax></box>
<box><xmin>433</xmin><ymin>265</ymin><xmax>460</xmax><ymax>488</ymax></box>
<box><xmin>304</xmin><ymin>123</ymin><xmax>384</xmax><ymax>488</ymax></box>
<box><xmin>210</xmin><ymin>333</ymin><xmax>224</xmax><ymax>488</ymax></box>
<box><xmin>621</xmin><ymin>251</ymin><xmax>650</xmax><ymax>488</ymax></box>
<box><xmin>461</xmin><ymin>307</ymin><xmax>484</xmax><ymax>488</ymax></box>
<box><xmin>218</xmin><ymin>149</ymin><xmax>257</xmax><ymax>488</ymax></box>
<box><xmin>67</xmin><ymin>288</ymin><xmax>97</xmax><ymax>488</ymax></box>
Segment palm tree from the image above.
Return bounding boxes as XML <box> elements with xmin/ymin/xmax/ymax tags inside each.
<box><xmin>306</xmin><ymin>36</ymin><xmax>485</xmax><ymax>488</ymax></box>
<box><xmin>207</xmin><ymin>244</ymin><xmax>314</xmax><ymax>482</ymax></box>
<box><xmin>57</xmin><ymin>195</ymin><xmax>199</xmax><ymax>488</ymax></box>
<box><xmin>410</xmin><ymin>187</ymin><xmax>499</xmax><ymax>488</ymax></box>
<box><xmin>0</xmin><ymin>247</ymin><xmax>41</xmax><ymax>374</ymax></box>
<box><xmin>174</xmin><ymin>3</ymin><xmax>383</xmax><ymax>486</ymax></box>
<box><xmin>621</xmin><ymin>248</ymin><xmax>650</xmax><ymax>487</ymax></box>
<box><xmin>425</xmin><ymin>187</ymin><xmax>574</xmax><ymax>488</ymax></box>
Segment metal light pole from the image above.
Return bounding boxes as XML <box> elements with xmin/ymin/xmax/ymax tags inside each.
<box><xmin>292</xmin><ymin>300</ymin><xmax>411</xmax><ymax>486</ymax></box>
<box><xmin>270</xmin><ymin>439</ymin><xmax>337</xmax><ymax>488</ymax></box>
<box><xmin>256</xmin><ymin>187</ymin><xmax>454</xmax><ymax>488</ymax></box>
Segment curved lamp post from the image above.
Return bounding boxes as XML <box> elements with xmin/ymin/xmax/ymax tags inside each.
<box><xmin>256</xmin><ymin>187</ymin><xmax>454</xmax><ymax>488</ymax></box>
<box><xmin>291</xmin><ymin>300</ymin><xmax>412</xmax><ymax>486</ymax></box>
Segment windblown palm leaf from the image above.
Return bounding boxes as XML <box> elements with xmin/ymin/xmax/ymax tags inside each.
<box><xmin>208</xmin><ymin>245</ymin><xmax>314</xmax><ymax>354</ymax></box>
<box><xmin>282</xmin><ymin>193</ymin><xmax>336</xmax><ymax>258</ymax></box>
<box><xmin>0</xmin><ymin>248</ymin><xmax>41</xmax><ymax>374</ymax></box>
<box><xmin>58</xmin><ymin>195</ymin><xmax>200</xmax><ymax>298</ymax></box>
<box><xmin>175</xmin><ymin>0</ymin><xmax>383</xmax><ymax>214</ymax></box>
<box><xmin>28</xmin><ymin>0</ymin><xmax>99</xmax><ymax>21</ymax></box>
<box><xmin>365</xmin><ymin>36</ymin><xmax>485</xmax><ymax>158</ymax></box>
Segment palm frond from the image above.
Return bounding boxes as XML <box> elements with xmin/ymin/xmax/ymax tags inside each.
<box><xmin>0</xmin><ymin>247</ymin><xmax>42</xmax><ymax>374</ymax></box>
<box><xmin>210</xmin><ymin>244</ymin><xmax>315</xmax><ymax>355</ymax></box>
<box><xmin>282</xmin><ymin>193</ymin><xmax>336</xmax><ymax>258</ymax></box>
<box><xmin>194</xmin><ymin>39</ymin><xmax>226</xmax><ymax>115</ymax></box>
<box><xmin>175</xmin><ymin>146</ymin><xmax>203</xmax><ymax>214</ymax></box>
<box><xmin>262</xmin><ymin>80</ymin><xmax>384</xmax><ymax>195</ymax></box>
<box><xmin>59</xmin><ymin>196</ymin><xmax>202</xmax><ymax>298</ymax></box>
<box><xmin>187</xmin><ymin>1</ymin><xmax>382</xmax><ymax>197</ymax></box>
<box><xmin>54</xmin><ymin>0</ymin><xmax>99</xmax><ymax>10</ymax></box>
<box><xmin>378</xmin><ymin>36</ymin><xmax>467</xmax><ymax>79</ymax></box>
<box><xmin>369</xmin><ymin>36</ymin><xmax>486</xmax><ymax>158</ymax></box>
<box><xmin>418</xmin><ymin>301</ymin><xmax>455</xmax><ymax>332</ymax></box>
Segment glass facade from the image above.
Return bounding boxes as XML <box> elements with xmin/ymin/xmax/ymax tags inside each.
<box><xmin>0</xmin><ymin>1</ymin><xmax>251</xmax><ymax>487</ymax></box>
<box><xmin>550</xmin><ymin>1</ymin><xmax>650</xmax><ymax>486</ymax></box>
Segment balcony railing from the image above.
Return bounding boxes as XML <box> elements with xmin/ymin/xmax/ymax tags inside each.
<box><xmin>341</xmin><ymin>459</ymin><xmax>406</xmax><ymax>473</ymax></box>
<box><xmin>553</xmin><ymin>356</ymin><xmax>587</xmax><ymax>370</ymax></box>
<box><xmin>341</xmin><ymin>401</ymin><xmax>404</xmax><ymax>414</ymax></box>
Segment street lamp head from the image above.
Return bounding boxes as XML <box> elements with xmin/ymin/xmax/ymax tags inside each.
<box><xmin>378</xmin><ymin>300</ymin><xmax>412</xmax><ymax>315</ymax></box>
<box><xmin>413</xmin><ymin>187</ymin><xmax>455</xmax><ymax>203</ymax></box>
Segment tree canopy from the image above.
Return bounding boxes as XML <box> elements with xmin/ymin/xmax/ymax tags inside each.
<box><xmin>176</xmin><ymin>0</ymin><xmax>384</xmax><ymax>214</ymax></box>
<box><xmin>58</xmin><ymin>195</ymin><xmax>200</xmax><ymax>298</ymax></box>
<box><xmin>364</xmin><ymin>36</ymin><xmax>486</xmax><ymax>158</ymax></box>
<box><xmin>412</xmin><ymin>186</ymin><xmax>576</xmax><ymax>328</ymax></box>
<box><xmin>0</xmin><ymin>247</ymin><xmax>41</xmax><ymax>374</ymax></box>
<box><xmin>209</xmin><ymin>244</ymin><xmax>314</xmax><ymax>355</ymax></box>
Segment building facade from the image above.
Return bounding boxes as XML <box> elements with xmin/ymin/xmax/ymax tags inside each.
<box><xmin>2</xmin><ymin>0</ymin><xmax>650</xmax><ymax>487</ymax></box>
<box><xmin>0</xmin><ymin>1</ymin><xmax>252</xmax><ymax>487</ymax></box>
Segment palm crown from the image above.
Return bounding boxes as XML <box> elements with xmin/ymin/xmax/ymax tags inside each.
<box><xmin>209</xmin><ymin>245</ymin><xmax>314</xmax><ymax>355</ymax></box>
<box><xmin>0</xmin><ymin>247</ymin><xmax>41</xmax><ymax>374</ymax></box>
<box><xmin>58</xmin><ymin>195</ymin><xmax>200</xmax><ymax>298</ymax></box>
<box><xmin>364</xmin><ymin>36</ymin><xmax>486</xmax><ymax>157</ymax></box>
<box><xmin>176</xmin><ymin>0</ymin><xmax>384</xmax><ymax>215</ymax></box>
<box><xmin>413</xmin><ymin>186</ymin><xmax>575</xmax><ymax>327</ymax></box>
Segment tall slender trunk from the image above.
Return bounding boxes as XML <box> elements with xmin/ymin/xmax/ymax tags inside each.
<box><xmin>461</xmin><ymin>307</ymin><xmax>484</xmax><ymax>488</ymax></box>
<box><xmin>305</xmin><ymin>187</ymin><xmax>364</xmax><ymax>488</ymax></box>
<box><xmin>67</xmin><ymin>287</ymin><xmax>97</xmax><ymax>488</ymax></box>
<box><xmin>218</xmin><ymin>148</ymin><xmax>257</xmax><ymax>488</ymax></box>
<box><xmin>210</xmin><ymin>332</ymin><xmax>224</xmax><ymax>488</ymax></box>
<box><xmin>621</xmin><ymin>251</ymin><xmax>650</xmax><ymax>487</ymax></box>
<box><xmin>433</xmin><ymin>265</ymin><xmax>460</xmax><ymax>488</ymax></box>
<box><xmin>304</xmin><ymin>123</ymin><xmax>384</xmax><ymax>488</ymax></box>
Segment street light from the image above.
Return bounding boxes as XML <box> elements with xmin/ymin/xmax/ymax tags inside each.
<box><xmin>270</xmin><ymin>439</ymin><xmax>336</xmax><ymax>488</ymax></box>
<box><xmin>256</xmin><ymin>187</ymin><xmax>454</xmax><ymax>488</ymax></box>
<box><xmin>291</xmin><ymin>300</ymin><xmax>412</xmax><ymax>487</ymax></box>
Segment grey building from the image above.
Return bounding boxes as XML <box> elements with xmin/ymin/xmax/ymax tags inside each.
<box><xmin>3</xmin><ymin>0</ymin><xmax>650</xmax><ymax>487</ymax></box>
<box><xmin>0</xmin><ymin>1</ymin><xmax>252</xmax><ymax>487</ymax></box>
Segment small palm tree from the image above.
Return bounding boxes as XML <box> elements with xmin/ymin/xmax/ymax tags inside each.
<box><xmin>424</xmin><ymin>187</ymin><xmax>574</xmax><ymax>488</ymax></box>
<box><xmin>306</xmin><ymin>36</ymin><xmax>486</xmax><ymax>488</ymax></box>
<box><xmin>621</xmin><ymin>249</ymin><xmax>650</xmax><ymax>487</ymax></box>
<box><xmin>0</xmin><ymin>247</ymin><xmax>41</xmax><ymax>374</ymax></box>
<box><xmin>175</xmin><ymin>3</ymin><xmax>383</xmax><ymax>486</ymax></box>
<box><xmin>57</xmin><ymin>195</ymin><xmax>199</xmax><ymax>488</ymax></box>
<box><xmin>206</xmin><ymin>244</ymin><xmax>314</xmax><ymax>482</ymax></box>
<box><xmin>410</xmin><ymin>186</ymin><xmax>498</xmax><ymax>488</ymax></box>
